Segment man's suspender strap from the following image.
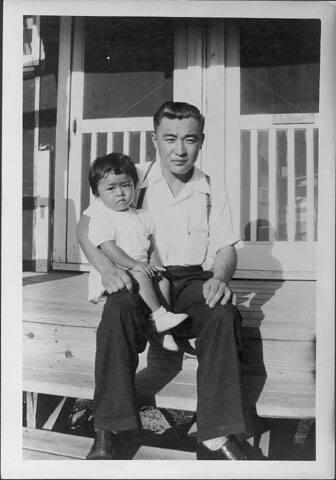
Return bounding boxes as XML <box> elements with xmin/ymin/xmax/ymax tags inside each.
<box><xmin>137</xmin><ymin>164</ymin><xmax>212</xmax><ymax>224</ymax></box>
<box><xmin>136</xmin><ymin>161</ymin><xmax>155</xmax><ymax>209</ymax></box>
<box><xmin>205</xmin><ymin>174</ymin><xmax>212</xmax><ymax>224</ymax></box>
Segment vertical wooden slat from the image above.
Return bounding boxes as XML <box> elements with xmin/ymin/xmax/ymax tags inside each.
<box><xmin>139</xmin><ymin>131</ymin><xmax>147</xmax><ymax>164</ymax></box>
<box><xmin>204</xmin><ymin>19</ymin><xmax>225</xmax><ymax>194</ymax></box>
<box><xmin>90</xmin><ymin>132</ymin><xmax>97</xmax><ymax>163</ymax></box>
<box><xmin>89</xmin><ymin>133</ymin><xmax>97</xmax><ymax>204</ymax></box>
<box><xmin>316</xmin><ymin>12</ymin><xmax>336</xmax><ymax>468</ymax></box>
<box><xmin>123</xmin><ymin>130</ymin><xmax>130</xmax><ymax>155</ymax></box>
<box><xmin>174</xmin><ymin>21</ymin><xmax>188</xmax><ymax>101</ymax></box>
<box><xmin>224</xmin><ymin>21</ymin><xmax>241</xmax><ymax>234</ymax></box>
<box><xmin>287</xmin><ymin>128</ymin><xmax>295</xmax><ymax>242</ymax></box>
<box><xmin>250</xmin><ymin>130</ymin><xmax>258</xmax><ymax>241</ymax></box>
<box><xmin>35</xmin><ymin>150</ymin><xmax>51</xmax><ymax>272</ymax></box>
<box><xmin>66</xmin><ymin>17</ymin><xmax>85</xmax><ymax>263</ymax></box>
<box><xmin>269</xmin><ymin>129</ymin><xmax>276</xmax><ymax>241</ymax></box>
<box><xmin>26</xmin><ymin>392</ymin><xmax>38</xmax><ymax>429</ymax></box>
<box><xmin>186</xmin><ymin>20</ymin><xmax>203</xmax><ymax>110</ymax></box>
<box><xmin>306</xmin><ymin>127</ymin><xmax>314</xmax><ymax>242</ymax></box>
<box><xmin>53</xmin><ymin>17</ymin><xmax>72</xmax><ymax>263</ymax></box>
<box><xmin>106</xmin><ymin>132</ymin><xmax>113</xmax><ymax>153</ymax></box>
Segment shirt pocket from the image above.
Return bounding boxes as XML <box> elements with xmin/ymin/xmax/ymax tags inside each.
<box><xmin>183</xmin><ymin>227</ymin><xmax>208</xmax><ymax>265</ymax></box>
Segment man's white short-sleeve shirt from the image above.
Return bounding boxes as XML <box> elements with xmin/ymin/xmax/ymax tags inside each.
<box><xmin>136</xmin><ymin>161</ymin><xmax>239</xmax><ymax>269</ymax></box>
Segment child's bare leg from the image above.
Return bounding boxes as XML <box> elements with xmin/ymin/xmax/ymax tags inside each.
<box><xmin>157</xmin><ymin>276</ymin><xmax>171</xmax><ymax>306</ymax></box>
<box><xmin>155</xmin><ymin>276</ymin><xmax>179</xmax><ymax>351</ymax></box>
<box><xmin>131</xmin><ymin>271</ymin><xmax>188</xmax><ymax>333</ymax></box>
<box><xmin>131</xmin><ymin>270</ymin><xmax>161</xmax><ymax>312</ymax></box>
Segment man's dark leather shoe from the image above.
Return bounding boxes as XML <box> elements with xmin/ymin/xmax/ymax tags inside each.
<box><xmin>197</xmin><ymin>436</ymin><xmax>247</xmax><ymax>460</ymax></box>
<box><xmin>86</xmin><ymin>430</ymin><xmax>120</xmax><ymax>460</ymax></box>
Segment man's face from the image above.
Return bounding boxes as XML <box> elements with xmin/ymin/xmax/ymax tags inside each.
<box><xmin>152</xmin><ymin>116</ymin><xmax>204</xmax><ymax>176</ymax></box>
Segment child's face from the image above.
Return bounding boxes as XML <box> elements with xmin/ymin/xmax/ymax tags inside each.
<box><xmin>97</xmin><ymin>172</ymin><xmax>135</xmax><ymax>211</ymax></box>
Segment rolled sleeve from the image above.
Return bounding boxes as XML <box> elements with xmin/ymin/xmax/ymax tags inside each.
<box><xmin>84</xmin><ymin>201</ymin><xmax>116</xmax><ymax>247</ymax></box>
<box><xmin>205</xmin><ymin>187</ymin><xmax>240</xmax><ymax>269</ymax></box>
<box><xmin>87</xmin><ymin>216</ymin><xmax>116</xmax><ymax>247</ymax></box>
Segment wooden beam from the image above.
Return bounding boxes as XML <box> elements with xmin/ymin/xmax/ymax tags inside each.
<box><xmin>316</xmin><ymin>10</ymin><xmax>336</xmax><ymax>470</ymax></box>
<box><xmin>53</xmin><ymin>17</ymin><xmax>72</xmax><ymax>263</ymax></box>
<box><xmin>35</xmin><ymin>149</ymin><xmax>52</xmax><ymax>272</ymax></box>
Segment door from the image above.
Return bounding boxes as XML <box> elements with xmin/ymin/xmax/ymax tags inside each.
<box><xmin>65</xmin><ymin>17</ymin><xmax>204</xmax><ymax>265</ymax></box>
<box><xmin>66</xmin><ymin>17</ymin><xmax>175</xmax><ymax>263</ymax></box>
<box><xmin>225</xmin><ymin>19</ymin><xmax>321</xmax><ymax>279</ymax></box>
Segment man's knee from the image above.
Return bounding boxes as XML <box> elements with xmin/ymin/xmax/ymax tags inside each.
<box><xmin>101</xmin><ymin>291</ymin><xmax>149</xmax><ymax>327</ymax></box>
<box><xmin>208</xmin><ymin>302</ymin><xmax>241</xmax><ymax>330</ymax></box>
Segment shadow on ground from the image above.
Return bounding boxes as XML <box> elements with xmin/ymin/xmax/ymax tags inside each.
<box><xmin>22</xmin><ymin>271</ymin><xmax>84</xmax><ymax>286</ymax></box>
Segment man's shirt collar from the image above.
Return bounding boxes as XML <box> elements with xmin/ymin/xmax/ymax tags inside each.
<box><xmin>143</xmin><ymin>161</ymin><xmax>210</xmax><ymax>195</ymax></box>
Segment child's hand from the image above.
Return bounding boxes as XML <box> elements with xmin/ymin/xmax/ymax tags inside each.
<box><xmin>132</xmin><ymin>262</ymin><xmax>164</xmax><ymax>278</ymax></box>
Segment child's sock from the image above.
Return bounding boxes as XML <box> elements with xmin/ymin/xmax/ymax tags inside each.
<box><xmin>150</xmin><ymin>306</ymin><xmax>188</xmax><ymax>333</ymax></box>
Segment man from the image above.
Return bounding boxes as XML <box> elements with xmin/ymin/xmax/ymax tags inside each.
<box><xmin>77</xmin><ymin>101</ymin><xmax>247</xmax><ymax>460</ymax></box>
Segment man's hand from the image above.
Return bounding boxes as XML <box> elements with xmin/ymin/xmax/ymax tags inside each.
<box><xmin>203</xmin><ymin>276</ymin><xmax>232</xmax><ymax>308</ymax></box>
<box><xmin>101</xmin><ymin>264</ymin><xmax>133</xmax><ymax>294</ymax></box>
<box><xmin>132</xmin><ymin>262</ymin><xmax>165</xmax><ymax>278</ymax></box>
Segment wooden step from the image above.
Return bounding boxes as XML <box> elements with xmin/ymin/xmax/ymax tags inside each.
<box><xmin>23</xmin><ymin>428</ymin><xmax>195</xmax><ymax>460</ymax></box>
<box><xmin>155</xmin><ymin>371</ymin><xmax>315</xmax><ymax>418</ymax></box>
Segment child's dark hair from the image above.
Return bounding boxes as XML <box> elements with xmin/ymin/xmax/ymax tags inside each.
<box><xmin>89</xmin><ymin>152</ymin><xmax>138</xmax><ymax>196</ymax></box>
<box><xmin>153</xmin><ymin>101</ymin><xmax>205</xmax><ymax>132</ymax></box>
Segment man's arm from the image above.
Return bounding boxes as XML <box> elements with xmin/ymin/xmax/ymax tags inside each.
<box><xmin>76</xmin><ymin>215</ymin><xmax>133</xmax><ymax>293</ymax></box>
<box><xmin>203</xmin><ymin>245</ymin><xmax>237</xmax><ymax>308</ymax></box>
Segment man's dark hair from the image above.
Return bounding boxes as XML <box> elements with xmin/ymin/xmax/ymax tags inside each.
<box><xmin>89</xmin><ymin>152</ymin><xmax>138</xmax><ymax>196</ymax></box>
<box><xmin>153</xmin><ymin>101</ymin><xmax>205</xmax><ymax>132</ymax></box>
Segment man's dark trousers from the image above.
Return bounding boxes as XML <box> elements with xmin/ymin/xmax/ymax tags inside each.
<box><xmin>93</xmin><ymin>279</ymin><xmax>247</xmax><ymax>442</ymax></box>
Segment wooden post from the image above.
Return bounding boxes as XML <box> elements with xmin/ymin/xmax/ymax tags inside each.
<box><xmin>26</xmin><ymin>392</ymin><xmax>38</xmax><ymax>429</ymax></box>
<box><xmin>316</xmin><ymin>8</ymin><xmax>336</xmax><ymax>469</ymax></box>
<box><xmin>53</xmin><ymin>17</ymin><xmax>72</xmax><ymax>263</ymax></box>
<box><xmin>35</xmin><ymin>148</ymin><xmax>52</xmax><ymax>272</ymax></box>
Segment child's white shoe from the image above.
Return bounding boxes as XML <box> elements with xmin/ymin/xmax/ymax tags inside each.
<box><xmin>150</xmin><ymin>306</ymin><xmax>188</xmax><ymax>333</ymax></box>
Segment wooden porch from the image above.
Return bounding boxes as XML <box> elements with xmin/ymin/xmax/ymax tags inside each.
<box><xmin>23</xmin><ymin>271</ymin><xmax>316</xmax><ymax>460</ymax></box>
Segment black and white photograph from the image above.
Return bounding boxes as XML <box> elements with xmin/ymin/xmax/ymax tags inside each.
<box><xmin>2</xmin><ymin>0</ymin><xmax>335</xmax><ymax>478</ymax></box>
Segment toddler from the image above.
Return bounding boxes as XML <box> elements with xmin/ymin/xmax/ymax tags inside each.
<box><xmin>83</xmin><ymin>152</ymin><xmax>188</xmax><ymax>351</ymax></box>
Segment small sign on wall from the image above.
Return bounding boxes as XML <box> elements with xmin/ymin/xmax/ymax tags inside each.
<box><xmin>272</xmin><ymin>113</ymin><xmax>315</xmax><ymax>124</ymax></box>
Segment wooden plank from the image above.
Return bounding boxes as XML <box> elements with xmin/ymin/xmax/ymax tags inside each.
<box><xmin>203</xmin><ymin>19</ymin><xmax>225</xmax><ymax>193</ymax></box>
<box><xmin>42</xmin><ymin>396</ymin><xmax>67</xmax><ymax>430</ymax></box>
<box><xmin>173</xmin><ymin>21</ymin><xmax>188</xmax><ymax>101</ymax></box>
<box><xmin>80</xmin><ymin>116</ymin><xmax>153</xmax><ymax>133</ymax></box>
<box><xmin>107</xmin><ymin>131</ymin><xmax>113</xmax><ymax>153</ymax></box>
<box><xmin>250</xmin><ymin>129</ymin><xmax>258</xmax><ymax>241</ymax></box>
<box><xmin>139</xmin><ymin>131</ymin><xmax>146</xmax><ymax>164</ymax></box>
<box><xmin>35</xmin><ymin>150</ymin><xmax>52</xmax><ymax>272</ymax></box>
<box><xmin>23</xmin><ymin>428</ymin><xmax>92</xmax><ymax>459</ymax></box>
<box><xmin>224</xmin><ymin>21</ymin><xmax>241</xmax><ymax>232</ymax></box>
<box><xmin>287</xmin><ymin>128</ymin><xmax>295</xmax><ymax>242</ymax></box>
<box><xmin>186</xmin><ymin>20</ymin><xmax>203</xmax><ymax>111</ymax></box>
<box><xmin>23</xmin><ymin>367</ymin><xmax>94</xmax><ymax>400</ymax></box>
<box><xmin>123</xmin><ymin>130</ymin><xmax>130</xmax><ymax>155</ymax></box>
<box><xmin>269</xmin><ymin>129</ymin><xmax>276</xmax><ymax>241</ymax></box>
<box><xmin>26</xmin><ymin>392</ymin><xmax>38</xmax><ymax>428</ymax></box>
<box><xmin>155</xmin><ymin>371</ymin><xmax>315</xmax><ymax>418</ymax></box>
<box><xmin>306</xmin><ymin>126</ymin><xmax>314</xmax><ymax>242</ymax></box>
<box><xmin>90</xmin><ymin>132</ymin><xmax>97</xmax><ymax>163</ymax></box>
<box><xmin>23</xmin><ymin>428</ymin><xmax>196</xmax><ymax>460</ymax></box>
<box><xmin>53</xmin><ymin>17</ymin><xmax>72</xmax><ymax>263</ymax></box>
<box><xmin>66</xmin><ymin>17</ymin><xmax>85</xmax><ymax>264</ymax></box>
<box><xmin>23</xmin><ymin>449</ymin><xmax>74</xmax><ymax>460</ymax></box>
